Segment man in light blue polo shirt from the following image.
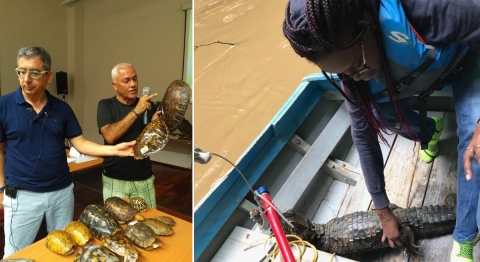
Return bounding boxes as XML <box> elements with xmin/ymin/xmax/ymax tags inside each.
<box><xmin>0</xmin><ymin>46</ymin><xmax>136</xmax><ymax>257</ymax></box>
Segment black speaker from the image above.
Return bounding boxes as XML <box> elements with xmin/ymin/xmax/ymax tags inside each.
<box><xmin>56</xmin><ymin>71</ymin><xmax>68</xmax><ymax>95</ymax></box>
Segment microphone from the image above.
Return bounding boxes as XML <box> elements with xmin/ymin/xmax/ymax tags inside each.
<box><xmin>44</xmin><ymin>112</ymin><xmax>49</xmax><ymax>118</ymax></box>
<box><xmin>142</xmin><ymin>87</ymin><xmax>151</xmax><ymax>124</ymax></box>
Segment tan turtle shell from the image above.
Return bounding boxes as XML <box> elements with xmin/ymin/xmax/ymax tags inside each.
<box><xmin>45</xmin><ymin>230</ymin><xmax>75</xmax><ymax>255</ymax></box>
<box><xmin>155</xmin><ymin>215</ymin><xmax>176</xmax><ymax>226</ymax></box>
<box><xmin>65</xmin><ymin>220</ymin><xmax>93</xmax><ymax>246</ymax></box>
<box><xmin>161</xmin><ymin>80</ymin><xmax>192</xmax><ymax>132</ymax></box>
<box><xmin>142</xmin><ymin>218</ymin><xmax>173</xmax><ymax>236</ymax></box>
<box><xmin>124</xmin><ymin>221</ymin><xmax>160</xmax><ymax>250</ymax></box>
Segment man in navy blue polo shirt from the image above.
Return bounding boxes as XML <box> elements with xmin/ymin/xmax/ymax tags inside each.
<box><xmin>0</xmin><ymin>46</ymin><xmax>136</xmax><ymax>257</ymax></box>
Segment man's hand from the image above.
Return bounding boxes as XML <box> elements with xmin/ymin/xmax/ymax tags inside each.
<box><xmin>376</xmin><ymin>206</ymin><xmax>403</xmax><ymax>248</ymax></box>
<box><xmin>134</xmin><ymin>93</ymin><xmax>158</xmax><ymax>115</ymax></box>
<box><xmin>463</xmin><ymin>122</ymin><xmax>480</xmax><ymax>180</ymax></box>
<box><xmin>151</xmin><ymin>110</ymin><xmax>162</xmax><ymax>122</ymax></box>
<box><xmin>114</xmin><ymin>140</ymin><xmax>136</xmax><ymax>157</ymax></box>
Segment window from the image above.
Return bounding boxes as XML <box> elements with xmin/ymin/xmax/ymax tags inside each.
<box><xmin>182</xmin><ymin>4</ymin><xmax>193</xmax><ymax>88</ymax></box>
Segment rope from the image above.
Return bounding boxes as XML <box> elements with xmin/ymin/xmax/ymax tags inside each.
<box><xmin>244</xmin><ymin>234</ymin><xmax>327</xmax><ymax>262</ymax></box>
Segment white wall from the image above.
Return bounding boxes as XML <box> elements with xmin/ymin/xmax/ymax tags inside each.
<box><xmin>0</xmin><ymin>0</ymin><xmax>192</xmax><ymax>168</ymax></box>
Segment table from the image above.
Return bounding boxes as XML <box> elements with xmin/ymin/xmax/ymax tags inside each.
<box><xmin>5</xmin><ymin>206</ymin><xmax>193</xmax><ymax>261</ymax></box>
<box><xmin>67</xmin><ymin>149</ymin><xmax>103</xmax><ymax>174</ymax></box>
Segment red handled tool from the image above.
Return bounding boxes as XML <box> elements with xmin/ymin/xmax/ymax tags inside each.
<box><xmin>257</xmin><ymin>186</ymin><xmax>295</xmax><ymax>262</ymax></box>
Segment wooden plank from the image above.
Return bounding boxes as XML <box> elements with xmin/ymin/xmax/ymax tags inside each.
<box><xmin>343</xmin><ymin>175</ymin><xmax>372</xmax><ymax>215</ymax></box>
<box><xmin>413</xmin><ymin>112</ymin><xmax>457</xmax><ymax>262</ymax></box>
<box><xmin>383</xmin><ymin>135</ymin><xmax>418</xmax><ymax>208</ymax></box>
<box><xmin>408</xmin><ymin>111</ymin><xmax>444</xmax><ymax>207</ymax></box>
<box><xmin>273</xmin><ymin>103</ymin><xmax>351</xmax><ymax>211</ymax></box>
<box><xmin>322</xmin><ymin>159</ymin><xmax>360</xmax><ymax>186</ymax></box>
<box><xmin>334</xmin><ymin>158</ymin><xmax>362</xmax><ymax>176</ymax></box>
<box><xmin>212</xmin><ymin>226</ymin><xmax>358</xmax><ymax>262</ymax></box>
<box><xmin>312</xmin><ymin>180</ymin><xmax>350</xmax><ymax>224</ymax></box>
<box><xmin>337</xmin><ymin>182</ymin><xmax>356</xmax><ymax>217</ymax></box>
<box><xmin>341</xmin><ymin>130</ymin><xmax>395</xmax><ymax>215</ymax></box>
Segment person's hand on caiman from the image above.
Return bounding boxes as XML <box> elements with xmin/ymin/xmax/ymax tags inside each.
<box><xmin>376</xmin><ymin>206</ymin><xmax>404</xmax><ymax>248</ymax></box>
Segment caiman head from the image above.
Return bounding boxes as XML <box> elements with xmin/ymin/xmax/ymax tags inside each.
<box><xmin>281</xmin><ymin>209</ymin><xmax>322</xmax><ymax>242</ymax></box>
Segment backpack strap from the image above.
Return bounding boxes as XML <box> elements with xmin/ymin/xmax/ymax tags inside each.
<box><xmin>372</xmin><ymin>48</ymin><xmax>437</xmax><ymax>101</ymax></box>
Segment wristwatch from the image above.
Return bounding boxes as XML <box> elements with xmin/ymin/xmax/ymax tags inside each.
<box><xmin>0</xmin><ymin>185</ymin><xmax>5</xmax><ymax>192</ymax></box>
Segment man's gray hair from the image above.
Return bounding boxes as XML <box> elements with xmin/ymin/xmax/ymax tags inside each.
<box><xmin>111</xmin><ymin>62</ymin><xmax>133</xmax><ymax>81</ymax></box>
<box><xmin>17</xmin><ymin>47</ymin><xmax>52</xmax><ymax>72</ymax></box>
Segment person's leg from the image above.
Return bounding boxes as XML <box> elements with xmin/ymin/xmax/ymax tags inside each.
<box><xmin>450</xmin><ymin>51</ymin><xmax>480</xmax><ymax>261</ymax></box>
<box><xmin>102</xmin><ymin>174</ymin><xmax>129</xmax><ymax>202</ymax></box>
<box><xmin>130</xmin><ymin>175</ymin><xmax>157</xmax><ymax>208</ymax></box>
<box><xmin>44</xmin><ymin>183</ymin><xmax>74</xmax><ymax>232</ymax></box>
<box><xmin>373</xmin><ymin>98</ymin><xmax>437</xmax><ymax>142</ymax></box>
<box><xmin>2</xmin><ymin>190</ymin><xmax>46</xmax><ymax>257</ymax></box>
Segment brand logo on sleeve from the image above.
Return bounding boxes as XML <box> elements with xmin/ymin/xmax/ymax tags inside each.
<box><xmin>388</xmin><ymin>31</ymin><xmax>410</xmax><ymax>43</ymax></box>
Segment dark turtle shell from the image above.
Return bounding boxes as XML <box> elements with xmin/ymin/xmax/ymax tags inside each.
<box><xmin>74</xmin><ymin>246</ymin><xmax>119</xmax><ymax>262</ymax></box>
<box><xmin>104</xmin><ymin>197</ymin><xmax>137</xmax><ymax>222</ymax></box>
<box><xmin>79</xmin><ymin>204</ymin><xmax>122</xmax><ymax>240</ymax></box>
<box><xmin>160</xmin><ymin>80</ymin><xmax>191</xmax><ymax>132</ymax></box>
<box><xmin>124</xmin><ymin>221</ymin><xmax>160</xmax><ymax>250</ymax></box>
<box><xmin>133</xmin><ymin>118</ymin><xmax>169</xmax><ymax>160</ymax></box>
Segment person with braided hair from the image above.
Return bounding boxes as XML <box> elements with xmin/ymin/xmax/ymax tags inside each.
<box><xmin>283</xmin><ymin>0</ymin><xmax>480</xmax><ymax>261</ymax></box>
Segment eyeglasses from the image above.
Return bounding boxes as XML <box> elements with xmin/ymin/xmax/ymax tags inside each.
<box><xmin>15</xmin><ymin>68</ymin><xmax>49</xmax><ymax>80</ymax></box>
<box><xmin>325</xmin><ymin>39</ymin><xmax>371</xmax><ymax>82</ymax></box>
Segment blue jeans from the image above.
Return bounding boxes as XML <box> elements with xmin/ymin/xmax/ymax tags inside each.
<box><xmin>373</xmin><ymin>98</ymin><xmax>435</xmax><ymax>142</ymax></box>
<box><xmin>451</xmin><ymin>52</ymin><xmax>480</xmax><ymax>243</ymax></box>
<box><xmin>2</xmin><ymin>183</ymin><xmax>74</xmax><ymax>257</ymax></box>
<box><xmin>373</xmin><ymin>52</ymin><xmax>480</xmax><ymax>243</ymax></box>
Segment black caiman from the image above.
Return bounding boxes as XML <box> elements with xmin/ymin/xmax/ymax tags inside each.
<box><xmin>251</xmin><ymin>204</ymin><xmax>455</xmax><ymax>256</ymax></box>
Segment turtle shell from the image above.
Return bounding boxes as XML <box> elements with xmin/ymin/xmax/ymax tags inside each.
<box><xmin>142</xmin><ymin>218</ymin><xmax>173</xmax><ymax>236</ymax></box>
<box><xmin>45</xmin><ymin>230</ymin><xmax>75</xmax><ymax>255</ymax></box>
<box><xmin>161</xmin><ymin>80</ymin><xmax>191</xmax><ymax>132</ymax></box>
<box><xmin>105</xmin><ymin>197</ymin><xmax>137</xmax><ymax>222</ymax></box>
<box><xmin>155</xmin><ymin>215</ymin><xmax>176</xmax><ymax>226</ymax></box>
<box><xmin>65</xmin><ymin>220</ymin><xmax>93</xmax><ymax>246</ymax></box>
<box><xmin>79</xmin><ymin>204</ymin><xmax>122</xmax><ymax>239</ymax></box>
<box><xmin>133</xmin><ymin>118</ymin><xmax>169</xmax><ymax>160</ymax></box>
<box><xmin>130</xmin><ymin>197</ymin><xmax>148</xmax><ymax>212</ymax></box>
<box><xmin>74</xmin><ymin>246</ymin><xmax>119</xmax><ymax>262</ymax></box>
<box><xmin>101</xmin><ymin>234</ymin><xmax>138</xmax><ymax>262</ymax></box>
<box><xmin>124</xmin><ymin>221</ymin><xmax>160</xmax><ymax>250</ymax></box>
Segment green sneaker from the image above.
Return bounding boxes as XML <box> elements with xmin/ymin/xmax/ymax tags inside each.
<box><xmin>419</xmin><ymin>117</ymin><xmax>444</xmax><ymax>163</ymax></box>
<box><xmin>450</xmin><ymin>240</ymin><xmax>473</xmax><ymax>262</ymax></box>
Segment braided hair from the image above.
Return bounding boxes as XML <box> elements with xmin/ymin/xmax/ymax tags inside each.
<box><xmin>283</xmin><ymin>0</ymin><xmax>414</xmax><ymax>146</ymax></box>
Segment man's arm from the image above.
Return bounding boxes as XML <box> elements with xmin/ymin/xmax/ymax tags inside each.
<box><xmin>68</xmin><ymin>135</ymin><xmax>135</xmax><ymax>157</ymax></box>
<box><xmin>100</xmin><ymin>110</ymin><xmax>138</xmax><ymax>144</ymax></box>
<box><xmin>98</xmin><ymin>93</ymin><xmax>158</xmax><ymax>144</ymax></box>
